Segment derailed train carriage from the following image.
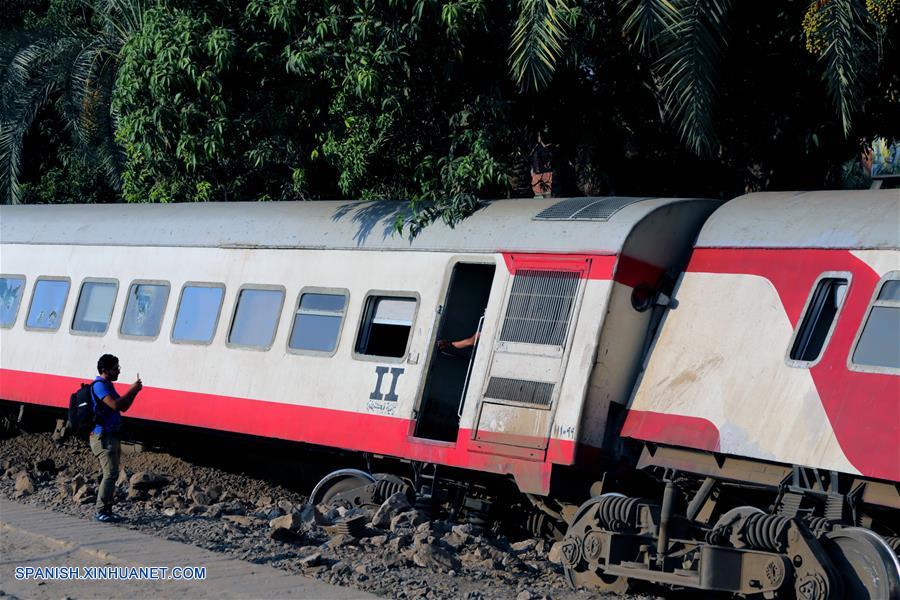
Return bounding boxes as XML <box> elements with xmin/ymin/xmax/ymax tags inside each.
<box><xmin>0</xmin><ymin>190</ymin><xmax>898</xmax><ymax>598</ymax></box>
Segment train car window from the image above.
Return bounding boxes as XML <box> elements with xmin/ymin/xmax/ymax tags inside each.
<box><xmin>499</xmin><ymin>269</ymin><xmax>580</xmax><ymax>347</ymax></box>
<box><xmin>288</xmin><ymin>289</ymin><xmax>348</xmax><ymax>356</ymax></box>
<box><xmin>876</xmin><ymin>279</ymin><xmax>900</xmax><ymax>302</ymax></box>
<box><xmin>227</xmin><ymin>286</ymin><xmax>285</xmax><ymax>350</ymax></box>
<box><xmin>850</xmin><ymin>272</ymin><xmax>900</xmax><ymax>372</ymax></box>
<box><xmin>354</xmin><ymin>294</ymin><xmax>417</xmax><ymax>360</ymax></box>
<box><xmin>71</xmin><ymin>279</ymin><xmax>118</xmax><ymax>335</ymax></box>
<box><xmin>120</xmin><ymin>281</ymin><xmax>170</xmax><ymax>339</ymax></box>
<box><xmin>788</xmin><ymin>275</ymin><xmax>848</xmax><ymax>365</ymax></box>
<box><xmin>0</xmin><ymin>276</ymin><xmax>26</xmax><ymax>328</ymax></box>
<box><xmin>25</xmin><ymin>277</ymin><xmax>70</xmax><ymax>331</ymax></box>
<box><xmin>172</xmin><ymin>283</ymin><xmax>225</xmax><ymax>345</ymax></box>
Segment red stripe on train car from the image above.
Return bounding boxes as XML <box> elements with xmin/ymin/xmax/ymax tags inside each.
<box><xmin>0</xmin><ymin>368</ymin><xmax>578</xmax><ymax>494</ymax></box>
<box><xmin>500</xmin><ymin>252</ymin><xmax>664</xmax><ymax>288</ymax></box>
<box><xmin>613</xmin><ymin>255</ymin><xmax>667</xmax><ymax>289</ymax></box>
<box><xmin>625</xmin><ymin>248</ymin><xmax>899</xmax><ymax>482</ymax></box>
<box><xmin>620</xmin><ymin>410</ymin><xmax>721</xmax><ymax>451</ymax></box>
<box><xmin>502</xmin><ymin>253</ymin><xmax>616</xmax><ymax>279</ymax></box>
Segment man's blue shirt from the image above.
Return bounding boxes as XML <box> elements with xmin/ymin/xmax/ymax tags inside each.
<box><xmin>91</xmin><ymin>377</ymin><xmax>122</xmax><ymax>436</ymax></box>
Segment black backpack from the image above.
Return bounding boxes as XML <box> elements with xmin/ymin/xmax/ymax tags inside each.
<box><xmin>67</xmin><ymin>382</ymin><xmax>98</xmax><ymax>437</ymax></box>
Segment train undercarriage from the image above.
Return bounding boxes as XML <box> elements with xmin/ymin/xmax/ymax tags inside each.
<box><xmin>304</xmin><ymin>452</ymin><xmax>900</xmax><ymax>599</ymax></box>
<box><xmin>558</xmin><ymin>445</ymin><xmax>900</xmax><ymax>599</ymax></box>
<box><xmin>309</xmin><ymin>438</ymin><xmax>900</xmax><ymax>599</ymax></box>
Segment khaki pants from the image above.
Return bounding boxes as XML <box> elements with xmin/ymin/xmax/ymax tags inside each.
<box><xmin>89</xmin><ymin>433</ymin><xmax>120</xmax><ymax>512</ymax></box>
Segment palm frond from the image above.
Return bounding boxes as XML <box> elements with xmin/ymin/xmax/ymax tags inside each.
<box><xmin>0</xmin><ymin>37</ymin><xmax>69</xmax><ymax>204</ymax></box>
<box><xmin>0</xmin><ymin>30</ymin><xmax>33</xmax><ymax>72</ymax></box>
<box><xmin>0</xmin><ymin>29</ymin><xmax>128</xmax><ymax>203</ymax></box>
<box><xmin>619</xmin><ymin>0</ymin><xmax>680</xmax><ymax>54</ymax></box>
<box><xmin>96</xmin><ymin>0</ymin><xmax>146</xmax><ymax>46</ymax></box>
<box><xmin>62</xmin><ymin>37</ymin><xmax>109</xmax><ymax>147</ymax></box>
<box><xmin>654</xmin><ymin>0</ymin><xmax>732</xmax><ymax>157</ymax></box>
<box><xmin>509</xmin><ymin>0</ymin><xmax>571</xmax><ymax>92</ymax></box>
<box><xmin>817</xmin><ymin>0</ymin><xmax>871</xmax><ymax>137</ymax></box>
<box><xmin>86</xmin><ymin>64</ymin><xmax>125</xmax><ymax>190</ymax></box>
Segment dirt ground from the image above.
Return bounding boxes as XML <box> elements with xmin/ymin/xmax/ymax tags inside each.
<box><xmin>0</xmin><ymin>427</ymin><xmax>658</xmax><ymax>600</ymax></box>
<box><xmin>0</xmin><ymin>523</ymin><xmax>214</xmax><ymax>600</ymax></box>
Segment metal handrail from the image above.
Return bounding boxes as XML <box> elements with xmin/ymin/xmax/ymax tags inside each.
<box><xmin>458</xmin><ymin>314</ymin><xmax>484</xmax><ymax>419</ymax></box>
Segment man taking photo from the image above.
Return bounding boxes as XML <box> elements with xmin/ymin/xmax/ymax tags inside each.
<box><xmin>90</xmin><ymin>354</ymin><xmax>142</xmax><ymax>522</ymax></box>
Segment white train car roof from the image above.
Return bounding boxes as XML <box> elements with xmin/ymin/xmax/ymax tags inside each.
<box><xmin>695</xmin><ymin>190</ymin><xmax>900</xmax><ymax>250</ymax></box>
<box><xmin>0</xmin><ymin>196</ymin><xmax>710</xmax><ymax>254</ymax></box>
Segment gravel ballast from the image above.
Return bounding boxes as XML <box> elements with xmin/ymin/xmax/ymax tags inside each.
<box><xmin>0</xmin><ymin>430</ymin><xmax>658</xmax><ymax>600</ymax></box>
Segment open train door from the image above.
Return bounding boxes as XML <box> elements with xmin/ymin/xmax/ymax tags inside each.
<box><xmin>472</xmin><ymin>256</ymin><xmax>588</xmax><ymax>457</ymax></box>
<box><xmin>414</xmin><ymin>262</ymin><xmax>496</xmax><ymax>442</ymax></box>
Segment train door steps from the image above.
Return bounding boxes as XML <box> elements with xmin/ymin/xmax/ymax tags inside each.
<box><xmin>0</xmin><ymin>498</ymin><xmax>377</xmax><ymax>599</ymax></box>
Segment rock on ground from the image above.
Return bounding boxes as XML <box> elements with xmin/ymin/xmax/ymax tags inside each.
<box><xmin>0</xmin><ymin>430</ymin><xmax>649</xmax><ymax>600</ymax></box>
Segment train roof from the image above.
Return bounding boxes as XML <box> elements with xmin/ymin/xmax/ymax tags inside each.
<box><xmin>695</xmin><ymin>190</ymin><xmax>900</xmax><ymax>249</ymax></box>
<box><xmin>0</xmin><ymin>196</ymin><xmax>713</xmax><ymax>254</ymax></box>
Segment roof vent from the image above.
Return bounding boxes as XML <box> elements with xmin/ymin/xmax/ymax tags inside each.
<box><xmin>534</xmin><ymin>197</ymin><xmax>649</xmax><ymax>221</ymax></box>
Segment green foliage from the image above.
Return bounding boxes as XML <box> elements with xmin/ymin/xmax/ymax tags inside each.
<box><xmin>114</xmin><ymin>6</ymin><xmax>236</xmax><ymax>202</ymax></box>
<box><xmin>403</xmin><ymin>113</ymin><xmax>504</xmax><ymax>236</ymax></box>
<box><xmin>654</xmin><ymin>0</ymin><xmax>733</xmax><ymax>157</ymax></box>
<box><xmin>508</xmin><ymin>0</ymin><xmax>573</xmax><ymax>91</ymax></box>
<box><xmin>113</xmin><ymin>0</ymin><xmax>511</xmax><ymax>230</ymax></box>
<box><xmin>615</xmin><ymin>0</ymin><xmax>892</xmax><ymax>157</ymax></box>
<box><xmin>0</xmin><ymin>0</ymin><xmax>143</xmax><ymax>204</ymax></box>
<box><xmin>18</xmin><ymin>113</ymin><xmax>118</xmax><ymax>204</ymax></box>
<box><xmin>817</xmin><ymin>0</ymin><xmax>873</xmax><ymax>137</ymax></box>
<box><xmin>5</xmin><ymin>0</ymin><xmax>899</xmax><ymax>233</ymax></box>
<box><xmin>619</xmin><ymin>0</ymin><xmax>678</xmax><ymax>54</ymax></box>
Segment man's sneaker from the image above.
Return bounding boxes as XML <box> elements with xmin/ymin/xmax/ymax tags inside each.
<box><xmin>94</xmin><ymin>511</ymin><xmax>118</xmax><ymax>522</ymax></box>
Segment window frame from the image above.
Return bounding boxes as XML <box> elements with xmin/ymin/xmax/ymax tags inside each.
<box><xmin>0</xmin><ymin>274</ymin><xmax>27</xmax><ymax>329</ymax></box>
<box><xmin>118</xmin><ymin>279</ymin><xmax>171</xmax><ymax>341</ymax></box>
<box><xmin>286</xmin><ymin>286</ymin><xmax>350</xmax><ymax>358</ymax></box>
<box><xmin>352</xmin><ymin>290</ymin><xmax>420</xmax><ymax>364</ymax></box>
<box><xmin>170</xmin><ymin>281</ymin><xmax>226</xmax><ymax>346</ymax></box>
<box><xmin>225</xmin><ymin>283</ymin><xmax>286</xmax><ymax>352</ymax></box>
<box><xmin>70</xmin><ymin>277</ymin><xmax>119</xmax><ymax>337</ymax></box>
<box><xmin>847</xmin><ymin>270</ymin><xmax>900</xmax><ymax>375</ymax></box>
<box><xmin>24</xmin><ymin>276</ymin><xmax>71</xmax><ymax>333</ymax></box>
<box><xmin>784</xmin><ymin>271</ymin><xmax>852</xmax><ymax>369</ymax></box>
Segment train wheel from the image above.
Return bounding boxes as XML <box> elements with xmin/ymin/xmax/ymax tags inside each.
<box><xmin>822</xmin><ymin>527</ymin><xmax>900</xmax><ymax>600</ymax></box>
<box><xmin>561</xmin><ymin>495</ymin><xmax>632</xmax><ymax>593</ymax></box>
<box><xmin>310</xmin><ymin>468</ymin><xmax>375</xmax><ymax>506</ymax></box>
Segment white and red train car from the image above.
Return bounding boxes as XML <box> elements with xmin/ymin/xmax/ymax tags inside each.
<box><xmin>563</xmin><ymin>190</ymin><xmax>900</xmax><ymax>598</ymax></box>
<box><xmin>1</xmin><ymin>191</ymin><xmax>898</xmax><ymax>598</ymax></box>
<box><xmin>0</xmin><ymin>196</ymin><xmax>714</xmax><ymax>496</ymax></box>
<box><xmin>624</xmin><ymin>191</ymin><xmax>899</xmax><ymax>481</ymax></box>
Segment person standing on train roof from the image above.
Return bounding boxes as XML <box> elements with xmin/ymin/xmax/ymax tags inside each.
<box><xmin>530</xmin><ymin>132</ymin><xmax>555</xmax><ymax>197</ymax></box>
<box><xmin>90</xmin><ymin>353</ymin><xmax>142</xmax><ymax>522</ymax></box>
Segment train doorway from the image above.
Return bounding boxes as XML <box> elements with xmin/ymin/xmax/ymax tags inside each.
<box><xmin>415</xmin><ymin>262</ymin><xmax>495</xmax><ymax>442</ymax></box>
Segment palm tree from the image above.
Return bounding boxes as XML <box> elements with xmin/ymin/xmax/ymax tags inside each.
<box><xmin>509</xmin><ymin>0</ymin><xmax>886</xmax><ymax>158</ymax></box>
<box><xmin>508</xmin><ymin>0</ymin><xmax>574</xmax><ymax>92</ymax></box>
<box><xmin>0</xmin><ymin>0</ymin><xmax>145</xmax><ymax>204</ymax></box>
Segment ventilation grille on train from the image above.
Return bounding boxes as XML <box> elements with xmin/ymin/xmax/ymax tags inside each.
<box><xmin>484</xmin><ymin>377</ymin><xmax>554</xmax><ymax>407</ymax></box>
<box><xmin>499</xmin><ymin>269</ymin><xmax>580</xmax><ymax>346</ymax></box>
<box><xmin>533</xmin><ymin>197</ymin><xmax>650</xmax><ymax>221</ymax></box>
